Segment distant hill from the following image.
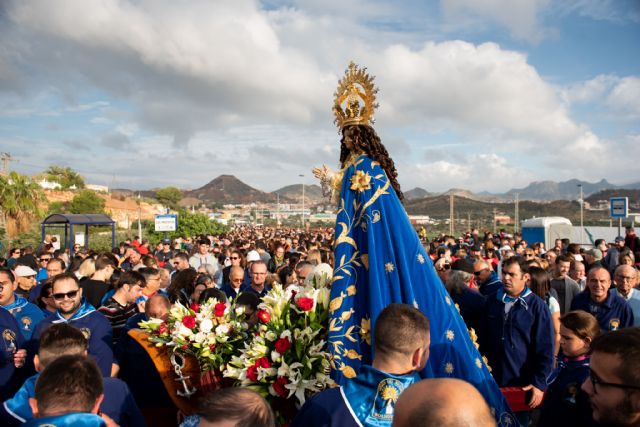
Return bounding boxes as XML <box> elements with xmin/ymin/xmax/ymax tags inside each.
<box><xmin>185</xmin><ymin>175</ymin><xmax>276</xmax><ymax>204</ymax></box>
<box><xmin>404</xmin><ymin>195</ymin><xmax>606</xmax><ymax>225</ymax></box>
<box><xmin>504</xmin><ymin>179</ymin><xmax>617</xmax><ymax>201</ymax></box>
<box><xmin>405</xmin><ymin>187</ymin><xmax>435</xmax><ymax>200</ymax></box>
<box><xmin>273</xmin><ymin>184</ymin><xmax>323</xmax><ymax>204</ymax></box>
<box><xmin>586</xmin><ymin>189</ymin><xmax>640</xmax><ymax>207</ymax></box>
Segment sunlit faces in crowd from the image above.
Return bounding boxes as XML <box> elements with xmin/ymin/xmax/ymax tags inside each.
<box><xmin>587</xmin><ymin>268</ymin><xmax>612</xmax><ymax>304</ymax></box>
<box><xmin>502</xmin><ymin>261</ymin><xmax>529</xmax><ymax>298</ymax></box>
<box><xmin>51</xmin><ymin>276</ymin><xmax>83</xmax><ymax>319</ymax></box>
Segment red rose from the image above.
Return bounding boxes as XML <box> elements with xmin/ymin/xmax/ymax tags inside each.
<box><xmin>272</xmin><ymin>376</ymin><xmax>290</xmax><ymax>398</ymax></box>
<box><xmin>275</xmin><ymin>337</ymin><xmax>291</xmax><ymax>354</ymax></box>
<box><xmin>182</xmin><ymin>344</ymin><xmax>188</xmax><ymax>350</ymax></box>
<box><xmin>256</xmin><ymin>357</ymin><xmax>271</xmax><ymax>369</ymax></box>
<box><xmin>247</xmin><ymin>365</ymin><xmax>258</xmax><ymax>382</ymax></box>
<box><xmin>182</xmin><ymin>315</ymin><xmax>196</xmax><ymax>329</ymax></box>
<box><xmin>257</xmin><ymin>309</ymin><xmax>271</xmax><ymax>324</ymax></box>
<box><xmin>189</xmin><ymin>303</ymin><xmax>200</xmax><ymax>312</ymax></box>
<box><xmin>296</xmin><ymin>297</ymin><xmax>314</xmax><ymax>312</ymax></box>
<box><xmin>158</xmin><ymin>322</ymin><xmax>168</xmax><ymax>334</ymax></box>
<box><xmin>208</xmin><ymin>343</ymin><xmax>216</xmax><ymax>352</ymax></box>
<box><xmin>214</xmin><ymin>302</ymin><xmax>226</xmax><ymax>317</ymax></box>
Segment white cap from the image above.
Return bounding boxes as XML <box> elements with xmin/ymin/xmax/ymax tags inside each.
<box><xmin>246</xmin><ymin>250</ymin><xmax>261</xmax><ymax>262</ymax></box>
<box><xmin>14</xmin><ymin>265</ymin><xmax>38</xmax><ymax>277</ymax></box>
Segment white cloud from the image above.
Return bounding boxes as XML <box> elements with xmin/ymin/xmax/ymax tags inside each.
<box><xmin>409</xmin><ymin>153</ymin><xmax>536</xmax><ymax>193</ymax></box>
<box><xmin>441</xmin><ymin>0</ymin><xmax>551</xmax><ymax>42</ymax></box>
<box><xmin>0</xmin><ymin>0</ymin><xmax>635</xmax><ymax>194</ymax></box>
<box><xmin>606</xmin><ymin>76</ymin><xmax>640</xmax><ymax>119</ymax></box>
<box><xmin>563</xmin><ymin>74</ymin><xmax>640</xmax><ymax>120</ymax></box>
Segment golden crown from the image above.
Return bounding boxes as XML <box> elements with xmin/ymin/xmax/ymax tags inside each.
<box><xmin>333</xmin><ymin>61</ymin><xmax>379</xmax><ymax>130</ymax></box>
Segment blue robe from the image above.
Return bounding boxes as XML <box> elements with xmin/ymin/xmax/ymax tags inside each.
<box><xmin>31</xmin><ymin>300</ymin><xmax>113</xmax><ymax>377</ymax></box>
<box><xmin>328</xmin><ymin>154</ymin><xmax>515</xmax><ymax>425</ymax></box>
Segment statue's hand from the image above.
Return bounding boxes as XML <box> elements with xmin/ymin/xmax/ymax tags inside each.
<box><xmin>313</xmin><ymin>165</ymin><xmax>332</xmax><ymax>181</ymax></box>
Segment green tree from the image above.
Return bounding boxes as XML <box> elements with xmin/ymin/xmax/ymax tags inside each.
<box><xmin>69</xmin><ymin>190</ymin><xmax>106</xmax><ymax>214</ymax></box>
<box><xmin>156</xmin><ymin>187</ymin><xmax>183</xmax><ymax>210</ymax></box>
<box><xmin>144</xmin><ymin>209</ymin><xmax>227</xmax><ymax>242</ymax></box>
<box><xmin>46</xmin><ymin>201</ymin><xmax>67</xmax><ymax>214</ymax></box>
<box><xmin>0</xmin><ymin>171</ymin><xmax>45</xmax><ymax>237</ymax></box>
<box><xmin>45</xmin><ymin>165</ymin><xmax>85</xmax><ymax>189</ymax></box>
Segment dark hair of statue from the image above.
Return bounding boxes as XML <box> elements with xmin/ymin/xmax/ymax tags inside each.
<box><xmin>339</xmin><ymin>125</ymin><xmax>404</xmax><ymax>202</ymax></box>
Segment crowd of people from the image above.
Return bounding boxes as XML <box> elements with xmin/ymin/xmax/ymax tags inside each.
<box><xmin>1</xmin><ymin>224</ymin><xmax>639</xmax><ymax>426</ymax></box>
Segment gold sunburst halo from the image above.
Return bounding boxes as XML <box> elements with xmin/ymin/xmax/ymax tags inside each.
<box><xmin>333</xmin><ymin>61</ymin><xmax>379</xmax><ymax>130</ymax></box>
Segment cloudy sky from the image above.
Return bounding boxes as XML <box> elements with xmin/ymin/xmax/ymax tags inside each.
<box><xmin>1</xmin><ymin>0</ymin><xmax>638</xmax><ymax>194</ymax></box>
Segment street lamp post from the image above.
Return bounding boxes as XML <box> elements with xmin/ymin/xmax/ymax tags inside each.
<box><xmin>578</xmin><ymin>184</ymin><xmax>584</xmax><ymax>245</ymax></box>
<box><xmin>299</xmin><ymin>174</ymin><xmax>305</xmax><ymax>229</ymax></box>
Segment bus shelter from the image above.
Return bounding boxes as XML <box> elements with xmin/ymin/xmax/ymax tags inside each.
<box><xmin>41</xmin><ymin>214</ymin><xmax>116</xmax><ymax>257</ymax></box>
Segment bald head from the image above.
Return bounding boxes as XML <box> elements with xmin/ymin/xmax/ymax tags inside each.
<box><xmin>145</xmin><ymin>294</ymin><xmax>171</xmax><ymax>320</ymax></box>
<box><xmin>393</xmin><ymin>378</ymin><xmax>495</xmax><ymax>427</ymax></box>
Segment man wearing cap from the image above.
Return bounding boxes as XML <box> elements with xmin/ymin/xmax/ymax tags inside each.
<box><xmin>154</xmin><ymin>239</ymin><xmax>174</xmax><ymax>268</ymax></box>
<box><xmin>584</xmin><ymin>248</ymin><xmax>604</xmax><ymax>271</ymax></box>
<box><xmin>0</xmin><ymin>269</ymin><xmax>45</xmax><ymax>340</ymax></box>
<box><xmin>13</xmin><ymin>265</ymin><xmax>38</xmax><ymax>300</ymax></box>
<box><xmin>467</xmin><ymin>244</ymin><xmax>483</xmax><ymax>262</ymax></box>
<box><xmin>610</xmin><ymin>264</ymin><xmax>640</xmax><ymax>326</ymax></box>
<box><xmin>604</xmin><ymin>236</ymin><xmax>626</xmax><ymax>275</ymax></box>
<box><xmin>570</xmin><ymin>267</ymin><xmax>633</xmax><ymax>331</ymax></box>
<box><xmin>445</xmin><ymin>259</ymin><xmax>485</xmax><ymax>331</ymax></box>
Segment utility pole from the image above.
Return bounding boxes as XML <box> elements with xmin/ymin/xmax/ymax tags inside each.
<box><xmin>514</xmin><ymin>193</ymin><xmax>519</xmax><ymax>234</ymax></box>
<box><xmin>299</xmin><ymin>174</ymin><xmax>305</xmax><ymax>229</ymax></box>
<box><xmin>449</xmin><ymin>194</ymin><xmax>454</xmax><ymax>236</ymax></box>
<box><xmin>137</xmin><ymin>193</ymin><xmax>142</xmax><ymax>242</ymax></box>
<box><xmin>578</xmin><ymin>184</ymin><xmax>584</xmax><ymax>245</ymax></box>
<box><xmin>0</xmin><ymin>152</ymin><xmax>15</xmax><ymax>176</ymax></box>
<box><xmin>276</xmin><ymin>193</ymin><xmax>280</xmax><ymax>227</ymax></box>
<box><xmin>493</xmin><ymin>208</ymin><xmax>497</xmax><ymax>234</ymax></box>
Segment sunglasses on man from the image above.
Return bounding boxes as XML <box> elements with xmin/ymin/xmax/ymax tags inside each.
<box><xmin>52</xmin><ymin>290</ymin><xmax>80</xmax><ymax>301</ymax></box>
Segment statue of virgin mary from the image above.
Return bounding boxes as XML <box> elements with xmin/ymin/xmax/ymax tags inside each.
<box><xmin>314</xmin><ymin>62</ymin><xmax>515</xmax><ymax>426</ymax></box>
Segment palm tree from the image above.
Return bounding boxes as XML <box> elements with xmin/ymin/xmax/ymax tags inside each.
<box><xmin>0</xmin><ymin>172</ymin><xmax>45</xmax><ymax>237</ymax></box>
<box><xmin>45</xmin><ymin>165</ymin><xmax>85</xmax><ymax>189</ymax></box>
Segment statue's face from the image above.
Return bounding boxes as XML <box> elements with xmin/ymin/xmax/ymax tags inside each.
<box><xmin>343</xmin><ymin>127</ymin><xmax>356</xmax><ymax>150</ymax></box>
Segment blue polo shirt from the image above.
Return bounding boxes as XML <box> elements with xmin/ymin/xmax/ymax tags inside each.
<box><xmin>570</xmin><ymin>290</ymin><xmax>634</xmax><ymax>331</ymax></box>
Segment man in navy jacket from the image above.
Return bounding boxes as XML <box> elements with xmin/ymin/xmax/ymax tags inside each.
<box><xmin>479</xmin><ymin>257</ymin><xmax>554</xmax><ymax>422</ymax></box>
<box><xmin>570</xmin><ymin>267</ymin><xmax>634</xmax><ymax>331</ymax></box>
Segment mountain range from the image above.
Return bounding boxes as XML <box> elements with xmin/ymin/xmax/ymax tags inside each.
<box><xmin>115</xmin><ymin>176</ymin><xmax>640</xmax><ymax>206</ymax></box>
<box><xmin>405</xmin><ymin>179</ymin><xmax>640</xmax><ymax>202</ymax></box>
